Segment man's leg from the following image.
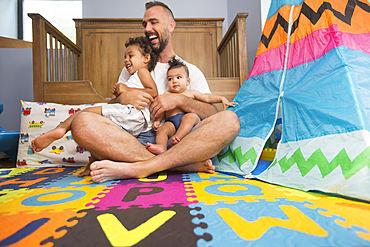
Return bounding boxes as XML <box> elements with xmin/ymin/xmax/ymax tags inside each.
<box><xmin>71</xmin><ymin>112</ymin><xmax>155</xmax><ymax>163</ymax></box>
<box><xmin>89</xmin><ymin>110</ymin><xmax>240</xmax><ymax>183</ymax></box>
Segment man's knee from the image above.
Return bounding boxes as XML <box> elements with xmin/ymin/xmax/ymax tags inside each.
<box><xmin>71</xmin><ymin>112</ymin><xmax>90</xmax><ymax>130</ymax></box>
<box><xmin>71</xmin><ymin>112</ymin><xmax>97</xmax><ymax>141</ymax></box>
<box><xmin>206</xmin><ymin>110</ymin><xmax>240</xmax><ymax>134</ymax></box>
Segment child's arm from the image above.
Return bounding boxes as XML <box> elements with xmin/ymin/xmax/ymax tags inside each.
<box><xmin>137</xmin><ymin>68</ymin><xmax>158</xmax><ymax>98</ymax></box>
<box><xmin>110</xmin><ymin>68</ymin><xmax>158</xmax><ymax>106</ymax></box>
<box><xmin>191</xmin><ymin>91</ymin><xmax>236</xmax><ymax>110</ymax></box>
<box><xmin>112</xmin><ymin>69</ymin><xmax>157</xmax><ymax>98</ymax></box>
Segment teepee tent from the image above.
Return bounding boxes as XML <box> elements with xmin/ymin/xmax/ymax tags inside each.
<box><xmin>213</xmin><ymin>0</ymin><xmax>370</xmax><ymax>201</ymax></box>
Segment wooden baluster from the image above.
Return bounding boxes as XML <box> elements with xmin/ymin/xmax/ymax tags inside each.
<box><xmin>54</xmin><ymin>39</ymin><xmax>59</xmax><ymax>81</ymax></box>
<box><xmin>49</xmin><ymin>34</ymin><xmax>54</xmax><ymax>81</ymax></box>
<box><xmin>59</xmin><ymin>41</ymin><xmax>63</xmax><ymax>81</ymax></box>
<box><xmin>64</xmin><ymin>44</ymin><xmax>67</xmax><ymax>81</ymax></box>
<box><xmin>72</xmin><ymin>53</ymin><xmax>76</xmax><ymax>80</ymax></box>
<box><xmin>67</xmin><ymin>49</ymin><xmax>71</xmax><ymax>80</ymax></box>
<box><xmin>232</xmin><ymin>33</ymin><xmax>237</xmax><ymax>77</ymax></box>
<box><xmin>227</xmin><ymin>39</ymin><xmax>230</xmax><ymax>77</ymax></box>
<box><xmin>231</xmin><ymin>35</ymin><xmax>235</xmax><ymax>77</ymax></box>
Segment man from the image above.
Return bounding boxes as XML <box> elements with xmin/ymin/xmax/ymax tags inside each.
<box><xmin>70</xmin><ymin>1</ymin><xmax>240</xmax><ymax>183</ymax></box>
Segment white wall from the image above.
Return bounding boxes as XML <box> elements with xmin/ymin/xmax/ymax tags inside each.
<box><xmin>261</xmin><ymin>0</ymin><xmax>272</xmax><ymax>29</ymax></box>
<box><xmin>0</xmin><ymin>49</ymin><xmax>33</xmax><ymax>131</ymax></box>
<box><xmin>83</xmin><ymin>0</ymin><xmax>230</xmax><ymax>34</ymax></box>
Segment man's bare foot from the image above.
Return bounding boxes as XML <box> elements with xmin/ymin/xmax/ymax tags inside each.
<box><xmin>89</xmin><ymin>160</ymin><xmax>140</xmax><ymax>183</ymax></box>
<box><xmin>170</xmin><ymin>159</ymin><xmax>215</xmax><ymax>173</ymax></box>
<box><xmin>31</xmin><ymin>128</ymin><xmax>66</xmax><ymax>152</ymax></box>
<box><xmin>169</xmin><ymin>136</ymin><xmax>180</xmax><ymax>147</ymax></box>
<box><xmin>146</xmin><ymin>142</ymin><xmax>166</xmax><ymax>155</ymax></box>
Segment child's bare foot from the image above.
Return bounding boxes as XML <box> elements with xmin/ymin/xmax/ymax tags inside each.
<box><xmin>78</xmin><ymin>156</ymin><xmax>99</xmax><ymax>177</ymax></box>
<box><xmin>78</xmin><ymin>165</ymin><xmax>91</xmax><ymax>177</ymax></box>
<box><xmin>146</xmin><ymin>142</ymin><xmax>166</xmax><ymax>155</ymax></box>
<box><xmin>170</xmin><ymin>159</ymin><xmax>215</xmax><ymax>173</ymax></box>
<box><xmin>169</xmin><ymin>136</ymin><xmax>181</xmax><ymax>147</ymax></box>
<box><xmin>31</xmin><ymin>127</ymin><xmax>66</xmax><ymax>152</ymax></box>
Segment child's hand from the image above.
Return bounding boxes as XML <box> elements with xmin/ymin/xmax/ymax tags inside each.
<box><xmin>111</xmin><ymin>83</ymin><xmax>119</xmax><ymax>96</ymax></box>
<box><xmin>222</xmin><ymin>98</ymin><xmax>237</xmax><ymax>110</ymax></box>
<box><xmin>152</xmin><ymin>121</ymin><xmax>160</xmax><ymax>131</ymax></box>
<box><xmin>111</xmin><ymin>83</ymin><xmax>124</xmax><ymax>97</ymax></box>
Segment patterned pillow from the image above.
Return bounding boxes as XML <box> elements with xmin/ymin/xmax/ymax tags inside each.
<box><xmin>17</xmin><ymin>101</ymin><xmax>103</xmax><ymax>168</ymax></box>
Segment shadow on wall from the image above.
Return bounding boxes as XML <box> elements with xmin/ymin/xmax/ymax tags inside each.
<box><xmin>0</xmin><ymin>46</ymin><xmax>33</xmax><ymax>131</ymax></box>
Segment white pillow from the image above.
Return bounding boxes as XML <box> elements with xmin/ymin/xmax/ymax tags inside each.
<box><xmin>17</xmin><ymin>101</ymin><xmax>103</xmax><ymax>168</ymax></box>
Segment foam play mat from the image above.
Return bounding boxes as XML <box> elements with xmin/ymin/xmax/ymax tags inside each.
<box><xmin>0</xmin><ymin>167</ymin><xmax>369</xmax><ymax>246</ymax></box>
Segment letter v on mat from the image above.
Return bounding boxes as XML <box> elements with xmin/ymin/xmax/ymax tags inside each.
<box><xmin>97</xmin><ymin>210</ymin><xmax>176</xmax><ymax>246</ymax></box>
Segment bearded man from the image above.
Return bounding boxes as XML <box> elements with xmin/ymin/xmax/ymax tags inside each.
<box><xmin>71</xmin><ymin>1</ymin><xmax>240</xmax><ymax>183</ymax></box>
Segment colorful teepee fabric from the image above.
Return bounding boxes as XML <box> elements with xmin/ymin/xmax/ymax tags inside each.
<box><xmin>213</xmin><ymin>0</ymin><xmax>370</xmax><ymax>201</ymax></box>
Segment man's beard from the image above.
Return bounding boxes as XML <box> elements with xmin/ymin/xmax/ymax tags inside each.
<box><xmin>153</xmin><ymin>29</ymin><xmax>170</xmax><ymax>55</ymax></box>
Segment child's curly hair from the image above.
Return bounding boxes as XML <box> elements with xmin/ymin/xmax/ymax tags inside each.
<box><xmin>125</xmin><ymin>36</ymin><xmax>158</xmax><ymax>72</ymax></box>
<box><xmin>167</xmin><ymin>56</ymin><xmax>189</xmax><ymax>77</ymax></box>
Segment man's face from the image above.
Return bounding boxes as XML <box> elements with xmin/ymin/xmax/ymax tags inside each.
<box><xmin>142</xmin><ymin>6</ymin><xmax>171</xmax><ymax>54</ymax></box>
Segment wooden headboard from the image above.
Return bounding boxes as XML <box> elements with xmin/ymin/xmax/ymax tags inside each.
<box><xmin>74</xmin><ymin>17</ymin><xmax>223</xmax><ymax>98</ymax></box>
<box><xmin>28</xmin><ymin>13</ymin><xmax>248</xmax><ymax>111</ymax></box>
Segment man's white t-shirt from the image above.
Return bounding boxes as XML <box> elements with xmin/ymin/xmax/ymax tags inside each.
<box><xmin>117</xmin><ymin>56</ymin><xmax>211</xmax><ymax>95</ymax></box>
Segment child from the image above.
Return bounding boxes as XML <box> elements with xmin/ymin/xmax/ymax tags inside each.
<box><xmin>32</xmin><ymin>36</ymin><xmax>158</xmax><ymax>174</ymax></box>
<box><xmin>146</xmin><ymin>57</ymin><xmax>236</xmax><ymax>155</ymax></box>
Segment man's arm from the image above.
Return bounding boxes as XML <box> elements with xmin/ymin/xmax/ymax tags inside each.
<box><xmin>151</xmin><ymin>93</ymin><xmax>217</xmax><ymax>119</ymax></box>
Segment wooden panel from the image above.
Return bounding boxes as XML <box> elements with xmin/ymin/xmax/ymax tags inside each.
<box><xmin>172</xmin><ymin>20</ymin><xmax>223</xmax><ymax>78</ymax></box>
<box><xmin>44</xmin><ymin>81</ymin><xmax>109</xmax><ymax>104</ymax></box>
<box><xmin>74</xmin><ymin>18</ymin><xmax>224</xmax><ymax>98</ymax></box>
<box><xmin>83</xmin><ymin>30</ymin><xmax>141</xmax><ymax>98</ymax></box>
<box><xmin>207</xmin><ymin>77</ymin><xmax>240</xmax><ymax>112</ymax></box>
<box><xmin>0</xmin><ymin>36</ymin><xmax>32</xmax><ymax>48</ymax></box>
<box><xmin>172</xmin><ymin>29</ymin><xmax>215</xmax><ymax>77</ymax></box>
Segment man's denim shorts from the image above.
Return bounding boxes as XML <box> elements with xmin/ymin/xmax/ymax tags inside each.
<box><xmin>136</xmin><ymin>129</ymin><xmax>156</xmax><ymax>146</ymax></box>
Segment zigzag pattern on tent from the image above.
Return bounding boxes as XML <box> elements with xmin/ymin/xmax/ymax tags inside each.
<box><xmin>217</xmin><ymin>138</ymin><xmax>370</xmax><ymax>180</ymax></box>
<box><xmin>251</xmin><ymin>0</ymin><xmax>370</xmax><ymax>79</ymax></box>
<box><xmin>270</xmin><ymin>146</ymin><xmax>370</xmax><ymax>179</ymax></box>
<box><xmin>261</xmin><ymin>0</ymin><xmax>370</xmax><ymax>49</ymax></box>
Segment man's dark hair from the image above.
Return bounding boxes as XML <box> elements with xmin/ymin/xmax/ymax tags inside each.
<box><xmin>145</xmin><ymin>1</ymin><xmax>174</xmax><ymax>19</ymax></box>
<box><xmin>168</xmin><ymin>56</ymin><xmax>189</xmax><ymax>77</ymax></box>
<box><xmin>125</xmin><ymin>36</ymin><xmax>158</xmax><ymax>72</ymax></box>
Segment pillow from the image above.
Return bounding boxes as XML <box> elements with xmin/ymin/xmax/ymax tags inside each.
<box><xmin>17</xmin><ymin>101</ymin><xmax>103</xmax><ymax>168</ymax></box>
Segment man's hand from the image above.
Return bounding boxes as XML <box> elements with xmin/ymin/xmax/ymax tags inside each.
<box><xmin>115</xmin><ymin>90</ymin><xmax>153</xmax><ymax>110</ymax></box>
<box><xmin>150</xmin><ymin>93</ymin><xmax>181</xmax><ymax>117</ymax></box>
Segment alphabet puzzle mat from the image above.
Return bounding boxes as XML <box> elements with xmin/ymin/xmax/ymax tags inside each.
<box><xmin>1</xmin><ymin>166</ymin><xmax>370</xmax><ymax>246</ymax></box>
